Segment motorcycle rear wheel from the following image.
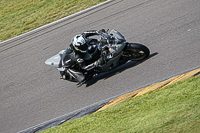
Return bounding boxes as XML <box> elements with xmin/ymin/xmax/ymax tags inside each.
<box><xmin>124</xmin><ymin>43</ymin><xmax>150</xmax><ymax>61</ymax></box>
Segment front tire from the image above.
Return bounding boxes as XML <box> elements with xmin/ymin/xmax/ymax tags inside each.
<box><xmin>123</xmin><ymin>43</ymin><xmax>150</xmax><ymax>61</ymax></box>
<box><xmin>60</xmin><ymin>71</ymin><xmax>77</xmax><ymax>82</ymax></box>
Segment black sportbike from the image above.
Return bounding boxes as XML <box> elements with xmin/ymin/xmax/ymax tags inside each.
<box><xmin>45</xmin><ymin>29</ymin><xmax>150</xmax><ymax>84</ymax></box>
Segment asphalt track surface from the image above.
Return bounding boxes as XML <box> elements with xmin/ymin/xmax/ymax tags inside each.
<box><xmin>0</xmin><ymin>0</ymin><xmax>200</xmax><ymax>132</ymax></box>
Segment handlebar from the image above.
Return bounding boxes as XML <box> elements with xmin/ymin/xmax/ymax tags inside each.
<box><xmin>97</xmin><ymin>30</ymin><xmax>114</xmax><ymax>43</ymax></box>
<box><xmin>99</xmin><ymin>35</ymin><xmax>118</xmax><ymax>46</ymax></box>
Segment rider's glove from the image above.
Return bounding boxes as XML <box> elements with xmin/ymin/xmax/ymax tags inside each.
<box><xmin>98</xmin><ymin>29</ymin><xmax>106</xmax><ymax>33</ymax></box>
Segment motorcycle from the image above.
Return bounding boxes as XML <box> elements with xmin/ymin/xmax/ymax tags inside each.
<box><xmin>45</xmin><ymin>29</ymin><xmax>150</xmax><ymax>84</ymax></box>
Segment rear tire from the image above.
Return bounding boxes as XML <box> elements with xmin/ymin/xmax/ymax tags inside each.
<box><xmin>124</xmin><ymin>43</ymin><xmax>150</xmax><ymax>61</ymax></box>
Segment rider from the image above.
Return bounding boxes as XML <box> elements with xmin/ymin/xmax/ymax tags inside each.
<box><xmin>60</xmin><ymin>29</ymin><xmax>106</xmax><ymax>82</ymax></box>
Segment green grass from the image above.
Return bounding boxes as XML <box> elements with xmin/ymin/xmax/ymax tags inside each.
<box><xmin>0</xmin><ymin>0</ymin><xmax>106</xmax><ymax>42</ymax></box>
<box><xmin>42</xmin><ymin>75</ymin><xmax>200</xmax><ymax>133</ymax></box>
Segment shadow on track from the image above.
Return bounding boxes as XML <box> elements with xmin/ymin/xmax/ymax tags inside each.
<box><xmin>85</xmin><ymin>52</ymin><xmax>158</xmax><ymax>87</ymax></box>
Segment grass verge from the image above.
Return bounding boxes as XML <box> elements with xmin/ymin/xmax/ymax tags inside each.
<box><xmin>42</xmin><ymin>75</ymin><xmax>200</xmax><ymax>133</ymax></box>
<box><xmin>0</xmin><ymin>0</ymin><xmax>106</xmax><ymax>42</ymax></box>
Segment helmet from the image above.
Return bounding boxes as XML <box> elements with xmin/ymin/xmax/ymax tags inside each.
<box><xmin>72</xmin><ymin>35</ymin><xmax>88</xmax><ymax>53</ymax></box>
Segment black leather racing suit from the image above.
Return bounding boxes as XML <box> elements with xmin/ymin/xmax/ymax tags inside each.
<box><xmin>60</xmin><ymin>30</ymin><xmax>104</xmax><ymax>82</ymax></box>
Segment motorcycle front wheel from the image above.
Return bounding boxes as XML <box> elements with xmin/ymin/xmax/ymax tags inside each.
<box><xmin>123</xmin><ymin>43</ymin><xmax>150</xmax><ymax>61</ymax></box>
